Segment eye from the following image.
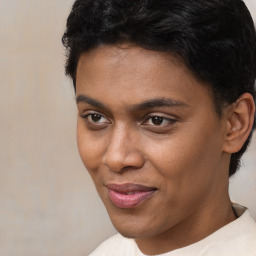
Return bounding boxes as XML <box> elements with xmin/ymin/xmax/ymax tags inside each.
<box><xmin>88</xmin><ymin>113</ymin><xmax>106</xmax><ymax>123</ymax></box>
<box><xmin>81</xmin><ymin>112</ymin><xmax>110</xmax><ymax>125</ymax></box>
<box><xmin>143</xmin><ymin>114</ymin><xmax>175</xmax><ymax>127</ymax></box>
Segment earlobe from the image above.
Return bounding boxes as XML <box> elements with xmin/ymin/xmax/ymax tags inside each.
<box><xmin>223</xmin><ymin>93</ymin><xmax>255</xmax><ymax>154</ymax></box>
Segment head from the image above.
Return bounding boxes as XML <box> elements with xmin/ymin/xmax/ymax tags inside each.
<box><xmin>63</xmin><ymin>0</ymin><xmax>256</xmax><ymax>177</ymax></box>
<box><xmin>62</xmin><ymin>0</ymin><xmax>256</xmax><ymax>252</ymax></box>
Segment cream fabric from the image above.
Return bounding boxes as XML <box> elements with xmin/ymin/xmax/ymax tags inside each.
<box><xmin>89</xmin><ymin>204</ymin><xmax>256</xmax><ymax>256</ymax></box>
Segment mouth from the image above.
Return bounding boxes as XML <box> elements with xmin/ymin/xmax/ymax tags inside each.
<box><xmin>106</xmin><ymin>183</ymin><xmax>157</xmax><ymax>209</ymax></box>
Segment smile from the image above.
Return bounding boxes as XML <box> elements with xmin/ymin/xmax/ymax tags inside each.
<box><xmin>107</xmin><ymin>183</ymin><xmax>157</xmax><ymax>209</ymax></box>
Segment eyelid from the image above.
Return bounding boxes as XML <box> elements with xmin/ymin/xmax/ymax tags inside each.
<box><xmin>142</xmin><ymin>113</ymin><xmax>177</xmax><ymax>126</ymax></box>
<box><xmin>80</xmin><ymin>111</ymin><xmax>111</xmax><ymax>124</ymax></box>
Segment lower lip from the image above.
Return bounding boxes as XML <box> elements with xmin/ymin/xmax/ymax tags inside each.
<box><xmin>108</xmin><ymin>189</ymin><xmax>156</xmax><ymax>209</ymax></box>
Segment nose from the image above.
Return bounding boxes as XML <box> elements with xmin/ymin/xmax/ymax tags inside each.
<box><xmin>102</xmin><ymin>125</ymin><xmax>145</xmax><ymax>173</ymax></box>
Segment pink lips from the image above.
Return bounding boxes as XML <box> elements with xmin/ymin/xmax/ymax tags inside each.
<box><xmin>107</xmin><ymin>183</ymin><xmax>157</xmax><ymax>208</ymax></box>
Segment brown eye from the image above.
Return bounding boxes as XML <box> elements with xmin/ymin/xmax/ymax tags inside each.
<box><xmin>151</xmin><ymin>116</ymin><xmax>164</xmax><ymax>125</ymax></box>
<box><xmin>90</xmin><ymin>113</ymin><xmax>102</xmax><ymax>122</ymax></box>
<box><xmin>82</xmin><ymin>112</ymin><xmax>109</xmax><ymax>124</ymax></box>
<box><xmin>143</xmin><ymin>114</ymin><xmax>176</xmax><ymax>127</ymax></box>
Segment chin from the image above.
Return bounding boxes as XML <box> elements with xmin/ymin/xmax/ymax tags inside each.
<box><xmin>109</xmin><ymin>212</ymin><xmax>161</xmax><ymax>239</ymax></box>
<box><xmin>103</xmin><ymin>196</ymin><xmax>167</xmax><ymax>239</ymax></box>
<box><xmin>114</xmin><ymin>224</ymin><xmax>147</xmax><ymax>239</ymax></box>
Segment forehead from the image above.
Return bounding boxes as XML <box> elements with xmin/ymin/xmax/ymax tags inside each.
<box><xmin>77</xmin><ymin>44</ymin><xmax>184</xmax><ymax>80</ymax></box>
<box><xmin>76</xmin><ymin>44</ymin><xmax>215</xmax><ymax>112</ymax></box>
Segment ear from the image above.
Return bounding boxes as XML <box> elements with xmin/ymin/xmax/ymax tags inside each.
<box><xmin>223</xmin><ymin>93</ymin><xmax>255</xmax><ymax>154</ymax></box>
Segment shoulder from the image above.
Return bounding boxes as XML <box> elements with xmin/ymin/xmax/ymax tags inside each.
<box><xmin>227</xmin><ymin>210</ymin><xmax>256</xmax><ymax>255</ymax></box>
<box><xmin>203</xmin><ymin>209</ymin><xmax>256</xmax><ymax>256</ymax></box>
<box><xmin>172</xmin><ymin>207</ymin><xmax>256</xmax><ymax>256</ymax></box>
<box><xmin>89</xmin><ymin>233</ymin><xmax>140</xmax><ymax>256</ymax></box>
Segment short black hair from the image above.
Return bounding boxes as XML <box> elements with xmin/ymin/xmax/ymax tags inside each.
<box><xmin>62</xmin><ymin>0</ymin><xmax>256</xmax><ymax>176</ymax></box>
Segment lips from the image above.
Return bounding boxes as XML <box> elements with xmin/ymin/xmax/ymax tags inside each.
<box><xmin>107</xmin><ymin>183</ymin><xmax>157</xmax><ymax>209</ymax></box>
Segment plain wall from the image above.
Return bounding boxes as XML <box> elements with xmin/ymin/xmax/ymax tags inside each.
<box><xmin>0</xmin><ymin>0</ymin><xmax>255</xmax><ymax>255</ymax></box>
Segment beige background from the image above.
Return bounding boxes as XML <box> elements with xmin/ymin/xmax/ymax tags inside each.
<box><xmin>0</xmin><ymin>0</ymin><xmax>255</xmax><ymax>255</ymax></box>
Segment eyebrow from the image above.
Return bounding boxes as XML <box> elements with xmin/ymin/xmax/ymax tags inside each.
<box><xmin>76</xmin><ymin>95</ymin><xmax>107</xmax><ymax>109</ymax></box>
<box><xmin>130</xmin><ymin>98</ymin><xmax>190</xmax><ymax>112</ymax></box>
<box><xmin>76</xmin><ymin>94</ymin><xmax>190</xmax><ymax>111</ymax></box>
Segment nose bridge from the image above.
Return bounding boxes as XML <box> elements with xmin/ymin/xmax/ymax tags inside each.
<box><xmin>110</xmin><ymin>124</ymin><xmax>130</xmax><ymax>152</ymax></box>
<box><xmin>103</xmin><ymin>124</ymin><xmax>143</xmax><ymax>172</ymax></box>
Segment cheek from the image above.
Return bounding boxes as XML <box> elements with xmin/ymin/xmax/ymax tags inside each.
<box><xmin>77</xmin><ymin>122</ymin><xmax>107</xmax><ymax>173</ymax></box>
<box><xmin>146</xmin><ymin>123</ymin><xmax>223</xmax><ymax>186</ymax></box>
<box><xmin>142</xmin><ymin>129</ymin><xmax>223</xmax><ymax>220</ymax></box>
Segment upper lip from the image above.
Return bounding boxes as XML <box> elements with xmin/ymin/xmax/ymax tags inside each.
<box><xmin>106</xmin><ymin>183</ymin><xmax>157</xmax><ymax>193</ymax></box>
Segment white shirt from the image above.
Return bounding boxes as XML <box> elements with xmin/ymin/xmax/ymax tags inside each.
<box><xmin>89</xmin><ymin>204</ymin><xmax>256</xmax><ymax>256</ymax></box>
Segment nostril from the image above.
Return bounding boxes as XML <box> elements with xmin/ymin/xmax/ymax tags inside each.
<box><xmin>102</xmin><ymin>129</ymin><xmax>145</xmax><ymax>172</ymax></box>
<box><xmin>103</xmin><ymin>150</ymin><xmax>145</xmax><ymax>173</ymax></box>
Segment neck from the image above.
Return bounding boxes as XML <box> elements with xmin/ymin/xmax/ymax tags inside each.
<box><xmin>135</xmin><ymin>195</ymin><xmax>236</xmax><ymax>255</ymax></box>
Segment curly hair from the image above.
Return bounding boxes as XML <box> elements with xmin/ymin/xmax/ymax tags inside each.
<box><xmin>62</xmin><ymin>0</ymin><xmax>256</xmax><ymax>176</ymax></box>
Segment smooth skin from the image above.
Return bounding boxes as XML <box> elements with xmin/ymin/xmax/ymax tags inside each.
<box><xmin>76</xmin><ymin>44</ymin><xmax>255</xmax><ymax>255</ymax></box>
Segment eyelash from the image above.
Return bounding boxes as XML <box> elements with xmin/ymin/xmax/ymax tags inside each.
<box><xmin>143</xmin><ymin>114</ymin><xmax>176</xmax><ymax>127</ymax></box>
<box><xmin>80</xmin><ymin>112</ymin><xmax>176</xmax><ymax>129</ymax></box>
<box><xmin>81</xmin><ymin>112</ymin><xmax>110</xmax><ymax>124</ymax></box>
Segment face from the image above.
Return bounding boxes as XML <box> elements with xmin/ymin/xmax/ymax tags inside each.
<box><xmin>76</xmin><ymin>45</ymin><xmax>228</xmax><ymax>240</ymax></box>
